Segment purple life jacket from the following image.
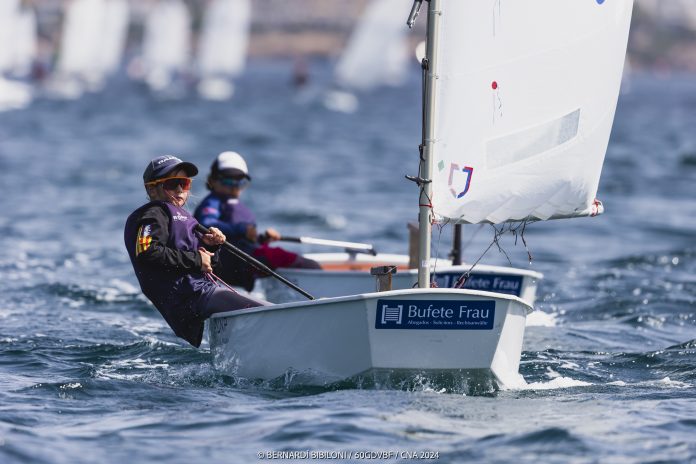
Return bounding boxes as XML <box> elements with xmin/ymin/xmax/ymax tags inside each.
<box><xmin>124</xmin><ymin>201</ymin><xmax>216</xmax><ymax>347</ymax></box>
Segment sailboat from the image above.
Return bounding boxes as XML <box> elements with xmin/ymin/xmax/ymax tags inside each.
<box><xmin>196</xmin><ymin>0</ymin><xmax>251</xmax><ymax>101</ymax></box>
<box><xmin>44</xmin><ymin>0</ymin><xmax>129</xmax><ymax>99</ymax></box>
<box><xmin>210</xmin><ymin>0</ymin><xmax>634</xmax><ymax>389</ymax></box>
<box><xmin>141</xmin><ymin>0</ymin><xmax>191</xmax><ymax>96</ymax></box>
<box><xmin>44</xmin><ymin>0</ymin><xmax>104</xmax><ymax>99</ymax></box>
<box><xmin>0</xmin><ymin>0</ymin><xmax>35</xmax><ymax>111</ymax></box>
<box><xmin>323</xmin><ymin>0</ymin><xmax>410</xmax><ymax>113</ymax></box>
<box><xmin>8</xmin><ymin>4</ymin><xmax>38</xmax><ymax>80</ymax></box>
<box><xmin>98</xmin><ymin>0</ymin><xmax>130</xmax><ymax>80</ymax></box>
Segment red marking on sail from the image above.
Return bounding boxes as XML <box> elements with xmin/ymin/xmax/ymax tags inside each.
<box><xmin>491</xmin><ymin>81</ymin><xmax>498</xmax><ymax>90</ymax></box>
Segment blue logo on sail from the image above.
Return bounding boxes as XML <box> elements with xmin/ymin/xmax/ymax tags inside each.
<box><xmin>448</xmin><ymin>164</ymin><xmax>474</xmax><ymax>199</ymax></box>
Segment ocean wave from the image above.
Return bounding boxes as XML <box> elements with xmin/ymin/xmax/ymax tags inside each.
<box><xmin>11</xmin><ymin>281</ymin><xmax>146</xmax><ymax>311</ymax></box>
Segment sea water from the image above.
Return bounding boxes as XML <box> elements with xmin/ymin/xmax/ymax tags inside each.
<box><xmin>0</xmin><ymin>62</ymin><xmax>694</xmax><ymax>463</ymax></box>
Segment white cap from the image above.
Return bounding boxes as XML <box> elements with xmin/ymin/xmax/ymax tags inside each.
<box><xmin>213</xmin><ymin>151</ymin><xmax>250</xmax><ymax>179</ymax></box>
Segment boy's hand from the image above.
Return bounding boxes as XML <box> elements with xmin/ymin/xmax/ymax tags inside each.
<box><xmin>199</xmin><ymin>248</ymin><xmax>214</xmax><ymax>273</ymax></box>
<box><xmin>201</xmin><ymin>227</ymin><xmax>225</xmax><ymax>246</ymax></box>
<box><xmin>264</xmin><ymin>228</ymin><xmax>281</xmax><ymax>242</ymax></box>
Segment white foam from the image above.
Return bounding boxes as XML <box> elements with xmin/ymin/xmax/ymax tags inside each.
<box><xmin>60</xmin><ymin>382</ymin><xmax>82</xmax><ymax>390</ymax></box>
<box><xmin>124</xmin><ymin>319</ymin><xmax>170</xmax><ymax>336</ymax></box>
<box><xmin>61</xmin><ymin>296</ymin><xmax>85</xmax><ymax>308</ymax></box>
<box><xmin>653</xmin><ymin>377</ymin><xmax>690</xmax><ymax>389</ymax></box>
<box><xmin>526</xmin><ymin>310</ymin><xmax>557</xmax><ymax>327</ymax></box>
<box><xmin>95</xmin><ymin>357</ymin><xmax>170</xmax><ymax>381</ymax></box>
<box><xmin>607</xmin><ymin>377</ymin><xmax>690</xmax><ymax>389</ymax></box>
<box><xmin>421</xmin><ymin>387</ymin><xmax>447</xmax><ymax>394</ymax></box>
<box><xmin>108</xmin><ymin>279</ymin><xmax>139</xmax><ymax>293</ymax></box>
<box><xmin>508</xmin><ymin>376</ymin><xmax>592</xmax><ymax>391</ymax></box>
<box><xmin>326</xmin><ymin>214</ymin><xmax>347</xmax><ymax>229</ymax></box>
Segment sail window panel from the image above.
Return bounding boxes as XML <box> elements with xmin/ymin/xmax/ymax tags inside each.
<box><xmin>486</xmin><ymin>110</ymin><xmax>580</xmax><ymax>170</ymax></box>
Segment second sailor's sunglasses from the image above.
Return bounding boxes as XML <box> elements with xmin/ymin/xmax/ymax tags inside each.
<box><xmin>218</xmin><ymin>176</ymin><xmax>250</xmax><ymax>188</ymax></box>
<box><xmin>146</xmin><ymin>176</ymin><xmax>192</xmax><ymax>191</ymax></box>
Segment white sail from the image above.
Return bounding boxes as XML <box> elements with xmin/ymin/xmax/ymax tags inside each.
<box><xmin>431</xmin><ymin>1</ymin><xmax>634</xmax><ymax>224</ymax></box>
<box><xmin>45</xmin><ymin>0</ymin><xmax>128</xmax><ymax>98</ymax></box>
<box><xmin>142</xmin><ymin>0</ymin><xmax>191</xmax><ymax>90</ymax></box>
<box><xmin>0</xmin><ymin>1</ymin><xmax>34</xmax><ymax>111</ymax></box>
<box><xmin>197</xmin><ymin>0</ymin><xmax>250</xmax><ymax>78</ymax></box>
<box><xmin>8</xmin><ymin>7</ymin><xmax>37</xmax><ymax>78</ymax></box>
<box><xmin>0</xmin><ymin>0</ymin><xmax>22</xmax><ymax>74</ymax></box>
<box><xmin>334</xmin><ymin>0</ymin><xmax>410</xmax><ymax>90</ymax></box>
<box><xmin>99</xmin><ymin>0</ymin><xmax>130</xmax><ymax>76</ymax></box>
<box><xmin>58</xmin><ymin>0</ymin><xmax>106</xmax><ymax>80</ymax></box>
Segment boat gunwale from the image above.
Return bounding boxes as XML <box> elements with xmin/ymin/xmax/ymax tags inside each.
<box><xmin>209</xmin><ymin>287</ymin><xmax>533</xmax><ymax>319</ymax></box>
<box><xmin>282</xmin><ymin>264</ymin><xmax>544</xmax><ymax>280</ymax></box>
<box><xmin>290</xmin><ymin>253</ymin><xmax>544</xmax><ymax>279</ymax></box>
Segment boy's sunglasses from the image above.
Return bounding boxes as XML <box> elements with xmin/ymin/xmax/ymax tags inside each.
<box><xmin>218</xmin><ymin>177</ymin><xmax>249</xmax><ymax>188</ymax></box>
<box><xmin>146</xmin><ymin>176</ymin><xmax>192</xmax><ymax>191</ymax></box>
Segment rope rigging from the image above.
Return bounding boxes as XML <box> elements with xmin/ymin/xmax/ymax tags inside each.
<box><xmin>453</xmin><ymin>219</ymin><xmax>534</xmax><ymax>289</ymax></box>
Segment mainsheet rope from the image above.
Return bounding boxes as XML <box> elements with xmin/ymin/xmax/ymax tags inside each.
<box><xmin>205</xmin><ymin>271</ymin><xmax>238</xmax><ymax>293</ymax></box>
<box><xmin>453</xmin><ymin>219</ymin><xmax>533</xmax><ymax>289</ymax></box>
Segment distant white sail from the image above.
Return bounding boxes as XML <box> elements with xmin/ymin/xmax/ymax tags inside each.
<box><xmin>143</xmin><ymin>0</ymin><xmax>191</xmax><ymax>91</ymax></box>
<box><xmin>195</xmin><ymin>0</ymin><xmax>250</xmax><ymax>100</ymax></box>
<box><xmin>431</xmin><ymin>0</ymin><xmax>634</xmax><ymax>224</ymax></box>
<box><xmin>46</xmin><ymin>0</ymin><xmax>128</xmax><ymax>98</ymax></box>
<box><xmin>9</xmin><ymin>7</ymin><xmax>37</xmax><ymax>78</ymax></box>
<box><xmin>0</xmin><ymin>1</ymin><xmax>34</xmax><ymax>111</ymax></box>
<box><xmin>58</xmin><ymin>0</ymin><xmax>106</xmax><ymax>80</ymax></box>
<box><xmin>0</xmin><ymin>0</ymin><xmax>22</xmax><ymax>74</ymax></box>
<box><xmin>197</xmin><ymin>0</ymin><xmax>250</xmax><ymax>78</ymax></box>
<box><xmin>99</xmin><ymin>0</ymin><xmax>130</xmax><ymax>76</ymax></box>
<box><xmin>334</xmin><ymin>0</ymin><xmax>410</xmax><ymax>90</ymax></box>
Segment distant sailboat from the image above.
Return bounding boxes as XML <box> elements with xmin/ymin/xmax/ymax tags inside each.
<box><xmin>99</xmin><ymin>0</ymin><xmax>130</xmax><ymax>78</ymax></box>
<box><xmin>142</xmin><ymin>0</ymin><xmax>191</xmax><ymax>96</ymax></box>
<box><xmin>49</xmin><ymin>0</ymin><xmax>106</xmax><ymax>98</ymax></box>
<box><xmin>45</xmin><ymin>0</ymin><xmax>129</xmax><ymax>99</ymax></box>
<box><xmin>196</xmin><ymin>0</ymin><xmax>251</xmax><ymax>101</ymax></box>
<box><xmin>324</xmin><ymin>0</ymin><xmax>411</xmax><ymax>112</ymax></box>
<box><xmin>0</xmin><ymin>0</ymin><xmax>34</xmax><ymax>111</ymax></box>
<box><xmin>9</xmin><ymin>5</ymin><xmax>38</xmax><ymax>79</ymax></box>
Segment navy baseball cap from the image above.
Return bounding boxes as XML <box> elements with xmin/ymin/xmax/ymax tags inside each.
<box><xmin>143</xmin><ymin>155</ymin><xmax>198</xmax><ymax>183</ymax></box>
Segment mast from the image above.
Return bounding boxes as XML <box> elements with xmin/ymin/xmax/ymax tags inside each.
<box><xmin>451</xmin><ymin>224</ymin><xmax>462</xmax><ymax>265</ymax></box>
<box><xmin>416</xmin><ymin>0</ymin><xmax>441</xmax><ymax>288</ymax></box>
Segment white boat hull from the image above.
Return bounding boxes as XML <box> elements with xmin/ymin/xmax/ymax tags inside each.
<box><xmin>259</xmin><ymin>253</ymin><xmax>542</xmax><ymax>306</ymax></box>
<box><xmin>209</xmin><ymin>288</ymin><xmax>531</xmax><ymax>389</ymax></box>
